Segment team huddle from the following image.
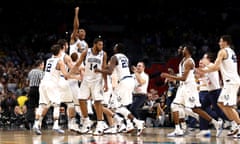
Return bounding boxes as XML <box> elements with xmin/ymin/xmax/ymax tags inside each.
<box><xmin>32</xmin><ymin>7</ymin><xmax>144</xmax><ymax>136</ymax></box>
<box><xmin>32</xmin><ymin>6</ymin><xmax>240</xmax><ymax>138</ymax></box>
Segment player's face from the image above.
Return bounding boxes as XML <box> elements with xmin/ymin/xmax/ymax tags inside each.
<box><xmin>64</xmin><ymin>42</ymin><xmax>69</xmax><ymax>52</ymax></box>
<box><xmin>178</xmin><ymin>46</ymin><xmax>183</xmax><ymax>56</ymax></box>
<box><xmin>198</xmin><ymin>60</ymin><xmax>205</xmax><ymax>68</ymax></box>
<box><xmin>182</xmin><ymin>47</ymin><xmax>187</xmax><ymax>57</ymax></box>
<box><xmin>79</xmin><ymin>29</ymin><xmax>86</xmax><ymax>40</ymax></box>
<box><xmin>201</xmin><ymin>54</ymin><xmax>209</xmax><ymax>65</ymax></box>
<box><xmin>218</xmin><ymin>38</ymin><xmax>226</xmax><ymax>49</ymax></box>
<box><xmin>137</xmin><ymin>62</ymin><xmax>144</xmax><ymax>72</ymax></box>
<box><xmin>96</xmin><ymin>41</ymin><xmax>103</xmax><ymax>52</ymax></box>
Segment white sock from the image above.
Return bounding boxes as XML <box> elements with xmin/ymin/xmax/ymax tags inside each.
<box><xmin>211</xmin><ymin>119</ymin><xmax>217</xmax><ymax>125</ymax></box>
<box><xmin>181</xmin><ymin>122</ymin><xmax>187</xmax><ymax>130</ymax></box>
<box><xmin>53</xmin><ymin>120</ymin><xmax>59</xmax><ymax>128</ymax></box>
<box><xmin>175</xmin><ymin>124</ymin><xmax>181</xmax><ymax>131</ymax></box>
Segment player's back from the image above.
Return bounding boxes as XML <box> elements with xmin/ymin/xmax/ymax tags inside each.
<box><xmin>220</xmin><ymin>47</ymin><xmax>240</xmax><ymax>84</ymax></box>
<box><xmin>42</xmin><ymin>56</ymin><xmax>61</xmax><ymax>82</ymax></box>
<box><xmin>114</xmin><ymin>53</ymin><xmax>131</xmax><ymax>81</ymax></box>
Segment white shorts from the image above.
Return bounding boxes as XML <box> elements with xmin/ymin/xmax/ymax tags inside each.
<box><xmin>68</xmin><ymin>79</ymin><xmax>81</xmax><ymax>105</ymax></box>
<box><xmin>39</xmin><ymin>80</ymin><xmax>61</xmax><ymax>105</ymax></box>
<box><xmin>79</xmin><ymin>79</ymin><xmax>104</xmax><ymax>101</ymax></box>
<box><xmin>115</xmin><ymin>77</ymin><xmax>135</xmax><ymax>106</ymax></box>
<box><xmin>173</xmin><ymin>83</ymin><xmax>201</xmax><ymax>108</ymax></box>
<box><xmin>59</xmin><ymin>77</ymin><xmax>74</xmax><ymax>103</ymax></box>
<box><xmin>218</xmin><ymin>83</ymin><xmax>240</xmax><ymax>106</ymax></box>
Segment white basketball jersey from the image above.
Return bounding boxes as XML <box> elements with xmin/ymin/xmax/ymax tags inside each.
<box><xmin>206</xmin><ymin>63</ymin><xmax>221</xmax><ymax>91</ymax></box>
<box><xmin>69</xmin><ymin>39</ymin><xmax>81</xmax><ymax>57</ymax></box>
<box><xmin>220</xmin><ymin>47</ymin><xmax>240</xmax><ymax>84</ymax></box>
<box><xmin>79</xmin><ymin>39</ymin><xmax>88</xmax><ymax>51</ymax></box>
<box><xmin>84</xmin><ymin>48</ymin><xmax>104</xmax><ymax>82</ymax></box>
<box><xmin>114</xmin><ymin>53</ymin><xmax>131</xmax><ymax>81</ymax></box>
<box><xmin>60</xmin><ymin>52</ymin><xmax>68</xmax><ymax>71</ymax></box>
<box><xmin>179</xmin><ymin>57</ymin><xmax>196</xmax><ymax>84</ymax></box>
<box><xmin>42</xmin><ymin>56</ymin><xmax>61</xmax><ymax>82</ymax></box>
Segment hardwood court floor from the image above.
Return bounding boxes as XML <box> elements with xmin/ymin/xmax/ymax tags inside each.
<box><xmin>0</xmin><ymin>128</ymin><xmax>239</xmax><ymax>144</ymax></box>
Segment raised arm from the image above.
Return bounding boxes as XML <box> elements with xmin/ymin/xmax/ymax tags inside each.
<box><xmin>70</xmin><ymin>7</ymin><xmax>79</xmax><ymax>45</ymax></box>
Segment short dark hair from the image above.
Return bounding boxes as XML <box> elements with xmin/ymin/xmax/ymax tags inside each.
<box><xmin>184</xmin><ymin>44</ymin><xmax>194</xmax><ymax>56</ymax></box>
<box><xmin>115</xmin><ymin>43</ymin><xmax>126</xmax><ymax>53</ymax></box>
<box><xmin>70</xmin><ymin>52</ymin><xmax>78</xmax><ymax>62</ymax></box>
<box><xmin>57</xmin><ymin>39</ymin><xmax>67</xmax><ymax>49</ymax></box>
<box><xmin>51</xmin><ymin>44</ymin><xmax>61</xmax><ymax>56</ymax></box>
<box><xmin>93</xmin><ymin>36</ymin><xmax>103</xmax><ymax>44</ymax></box>
<box><xmin>220</xmin><ymin>35</ymin><xmax>232</xmax><ymax>45</ymax></box>
<box><xmin>205</xmin><ymin>52</ymin><xmax>215</xmax><ymax>62</ymax></box>
<box><xmin>34</xmin><ymin>59</ymin><xmax>44</xmax><ymax>67</ymax></box>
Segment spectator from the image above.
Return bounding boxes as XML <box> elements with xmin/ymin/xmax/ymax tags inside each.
<box><xmin>143</xmin><ymin>89</ymin><xmax>166</xmax><ymax>127</ymax></box>
<box><xmin>130</xmin><ymin>61</ymin><xmax>149</xmax><ymax>120</ymax></box>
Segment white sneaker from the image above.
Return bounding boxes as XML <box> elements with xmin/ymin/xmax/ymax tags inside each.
<box><xmin>93</xmin><ymin>122</ymin><xmax>104</xmax><ymax>136</ymax></box>
<box><xmin>213</xmin><ymin>119</ymin><xmax>223</xmax><ymax>137</ymax></box>
<box><xmin>167</xmin><ymin>129</ymin><xmax>184</xmax><ymax>137</ymax></box>
<box><xmin>104</xmin><ymin>126</ymin><xmax>117</xmax><ymax>134</ymax></box>
<box><xmin>69</xmin><ymin>123</ymin><xmax>80</xmax><ymax>133</ymax></box>
<box><xmin>233</xmin><ymin>132</ymin><xmax>240</xmax><ymax>139</ymax></box>
<box><xmin>79</xmin><ymin>119</ymin><xmax>93</xmax><ymax>134</ymax></box>
<box><xmin>53</xmin><ymin>126</ymin><xmax>65</xmax><ymax>134</ymax></box>
<box><xmin>195</xmin><ymin>130</ymin><xmax>211</xmax><ymax>137</ymax></box>
<box><xmin>117</xmin><ymin>122</ymin><xmax>126</xmax><ymax>133</ymax></box>
<box><xmin>227</xmin><ymin>123</ymin><xmax>238</xmax><ymax>136</ymax></box>
<box><xmin>135</xmin><ymin>120</ymin><xmax>145</xmax><ymax>136</ymax></box>
<box><xmin>223</xmin><ymin>120</ymin><xmax>231</xmax><ymax>129</ymax></box>
<box><xmin>125</xmin><ymin>120</ymin><xmax>135</xmax><ymax>133</ymax></box>
<box><xmin>33</xmin><ymin>125</ymin><xmax>42</xmax><ymax>135</ymax></box>
<box><xmin>102</xmin><ymin>121</ymin><xmax>109</xmax><ymax>130</ymax></box>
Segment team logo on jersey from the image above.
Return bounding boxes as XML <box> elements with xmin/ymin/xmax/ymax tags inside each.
<box><xmin>189</xmin><ymin>96</ymin><xmax>195</xmax><ymax>102</ymax></box>
<box><xmin>224</xmin><ymin>94</ymin><xmax>230</xmax><ymax>100</ymax></box>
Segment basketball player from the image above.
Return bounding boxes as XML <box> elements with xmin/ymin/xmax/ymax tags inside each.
<box><xmin>70</xmin><ymin>37</ymin><xmax>107</xmax><ymax>136</ymax></box>
<box><xmin>57</xmin><ymin>39</ymin><xmax>82</xmax><ymax>132</ymax></box>
<box><xmin>69</xmin><ymin>7</ymin><xmax>88</xmax><ymax>59</ymax></box>
<box><xmin>196</xmin><ymin>52</ymin><xmax>230</xmax><ymax>137</ymax></box>
<box><xmin>95</xmin><ymin>43</ymin><xmax>145</xmax><ymax>136</ymax></box>
<box><xmin>197</xmin><ymin>35</ymin><xmax>240</xmax><ymax>138</ymax></box>
<box><xmin>32</xmin><ymin>44</ymin><xmax>73</xmax><ymax>135</ymax></box>
<box><xmin>161</xmin><ymin>44</ymin><xmax>222</xmax><ymax>137</ymax></box>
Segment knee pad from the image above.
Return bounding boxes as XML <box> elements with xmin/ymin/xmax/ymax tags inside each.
<box><xmin>115</xmin><ymin>107</ymin><xmax>131</xmax><ymax>119</ymax></box>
